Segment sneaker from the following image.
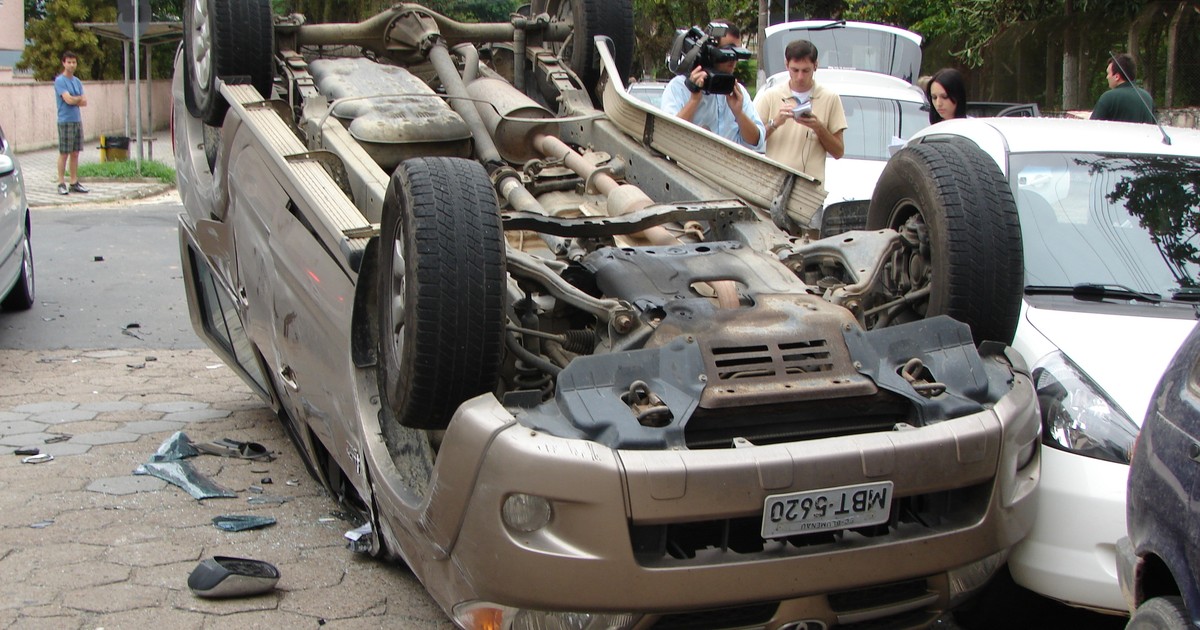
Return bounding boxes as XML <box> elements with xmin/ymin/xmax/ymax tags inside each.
<box><xmin>57</xmin><ymin>183</ymin><xmax>68</xmax><ymax>195</ymax></box>
<box><xmin>69</xmin><ymin>182</ymin><xmax>90</xmax><ymax>193</ymax></box>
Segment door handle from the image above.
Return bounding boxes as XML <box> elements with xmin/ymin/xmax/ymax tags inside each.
<box><xmin>278</xmin><ymin>365</ymin><xmax>300</xmax><ymax>392</ymax></box>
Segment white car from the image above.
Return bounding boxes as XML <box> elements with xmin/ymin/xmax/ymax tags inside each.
<box><xmin>761</xmin><ymin>68</ymin><xmax>929</xmax><ymax>232</ymax></box>
<box><xmin>759</xmin><ymin>21</ymin><xmax>930</xmax><ymax>233</ymax></box>
<box><xmin>0</xmin><ymin>122</ymin><xmax>33</xmax><ymax>312</ymax></box>
<box><xmin>887</xmin><ymin>117</ymin><xmax>1200</xmax><ymax>613</ymax></box>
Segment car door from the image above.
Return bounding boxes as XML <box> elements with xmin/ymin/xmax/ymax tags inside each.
<box><xmin>0</xmin><ymin>124</ymin><xmax>23</xmax><ymax>289</ymax></box>
<box><xmin>1181</xmin><ymin>348</ymin><xmax>1200</xmax><ymax>603</ymax></box>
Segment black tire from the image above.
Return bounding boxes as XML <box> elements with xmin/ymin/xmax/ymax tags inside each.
<box><xmin>183</xmin><ymin>0</ymin><xmax>274</xmax><ymax>127</ymax></box>
<box><xmin>1128</xmin><ymin>596</ymin><xmax>1192</xmax><ymax>630</ymax></box>
<box><xmin>547</xmin><ymin>0</ymin><xmax>634</xmax><ymax>105</ymax></box>
<box><xmin>376</xmin><ymin>158</ymin><xmax>506</xmax><ymax>430</ymax></box>
<box><xmin>866</xmin><ymin>137</ymin><xmax>1023</xmax><ymax>345</ymax></box>
<box><xmin>1</xmin><ymin>215</ymin><xmax>33</xmax><ymax>311</ymax></box>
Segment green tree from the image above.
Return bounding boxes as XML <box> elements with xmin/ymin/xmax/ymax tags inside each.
<box><xmin>17</xmin><ymin>0</ymin><xmax>117</xmax><ymax>81</ymax></box>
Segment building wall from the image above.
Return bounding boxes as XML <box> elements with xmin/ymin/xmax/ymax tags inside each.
<box><xmin>0</xmin><ymin>1</ymin><xmax>23</xmax><ymax>50</ymax></box>
<box><xmin>0</xmin><ymin>79</ymin><xmax>172</xmax><ymax>152</ymax></box>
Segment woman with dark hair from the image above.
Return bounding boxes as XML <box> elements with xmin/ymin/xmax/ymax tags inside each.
<box><xmin>926</xmin><ymin>68</ymin><xmax>968</xmax><ymax>123</ymax></box>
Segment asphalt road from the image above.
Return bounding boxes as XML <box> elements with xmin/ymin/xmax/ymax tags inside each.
<box><xmin>0</xmin><ymin>195</ymin><xmax>200</xmax><ymax>351</ymax></box>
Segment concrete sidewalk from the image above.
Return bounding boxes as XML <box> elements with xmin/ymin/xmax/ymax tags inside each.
<box><xmin>16</xmin><ymin>145</ymin><xmax>174</xmax><ymax>208</ymax></box>
<box><xmin>0</xmin><ymin>348</ymin><xmax>453</xmax><ymax>628</ymax></box>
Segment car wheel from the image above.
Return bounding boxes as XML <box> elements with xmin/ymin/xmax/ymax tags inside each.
<box><xmin>1128</xmin><ymin>596</ymin><xmax>1191</xmax><ymax>630</ymax></box>
<box><xmin>183</xmin><ymin>0</ymin><xmax>275</xmax><ymax>127</ymax></box>
<box><xmin>376</xmin><ymin>157</ymin><xmax>506</xmax><ymax>430</ymax></box>
<box><xmin>546</xmin><ymin>0</ymin><xmax>634</xmax><ymax>105</ymax></box>
<box><xmin>2</xmin><ymin>217</ymin><xmax>33</xmax><ymax>311</ymax></box>
<box><xmin>866</xmin><ymin>137</ymin><xmax>1023</xmax><ymax>345</ymax></box>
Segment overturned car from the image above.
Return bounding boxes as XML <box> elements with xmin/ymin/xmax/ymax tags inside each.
<box><xmin>173</xmin><ymin>0</ymin><xmax>1038</xmax><ymax>627</ymax></box>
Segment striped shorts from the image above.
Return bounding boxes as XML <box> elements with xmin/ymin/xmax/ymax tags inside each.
<box><xmin>58</xmin><ymin>122</ymin><xmax>83</xmax><ymax>154</ymax></box>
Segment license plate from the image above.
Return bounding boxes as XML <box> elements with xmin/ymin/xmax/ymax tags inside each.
<box><xmin>761</xmin><ymin>481</ymin><xmax>893</xmax><ymax>539</ymax></box>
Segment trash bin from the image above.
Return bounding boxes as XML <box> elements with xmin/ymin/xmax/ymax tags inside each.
<box><xmin>99</xmin><ymin>135</ymin><xmax>129</xmax><ymax>162</ymax></box>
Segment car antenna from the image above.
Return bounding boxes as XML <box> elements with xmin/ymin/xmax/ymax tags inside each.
<box><xmin>1109</xmin><ymin>51</ymin><xmax>1172</xmax><ymax>146</ymax></box>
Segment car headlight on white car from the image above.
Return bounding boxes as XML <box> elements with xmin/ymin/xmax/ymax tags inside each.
<box><xmin>1032</xmin><ymin>351</ymin><xmax>1139</xmax><ymax>464</ymax></box>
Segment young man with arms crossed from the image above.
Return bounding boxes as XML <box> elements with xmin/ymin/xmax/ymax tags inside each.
<box><xmin>55</xmin><ymin>51</ymin><xmax>89</xmax><ymax>195</ymax></box>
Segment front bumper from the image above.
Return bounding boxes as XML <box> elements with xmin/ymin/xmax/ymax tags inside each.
<box><xmin>402</xmin><ymin>372</ymin><xmax>1039</xmax><ymax>623</ymax></box>
<box><xmin>1006</xmin><ymin>446</ymin><xmax>1128</xmax><ymax>612</ymax></box>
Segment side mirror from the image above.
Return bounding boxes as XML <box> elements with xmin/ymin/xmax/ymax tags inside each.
<box><xmin>0</xmin><ymin>154</ymin><xmax>14</xmax><ymax>177</ymax></box>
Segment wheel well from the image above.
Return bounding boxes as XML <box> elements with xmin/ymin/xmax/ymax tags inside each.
<box><xmin>1140</xmin><ymin>553</ymin><xmax>1183</xmax><ymax>602</ymax></box>
<box><xmin>351</xmin><ymin>236</ymin><xmax>381</xmax><ymax>368</ymax></box>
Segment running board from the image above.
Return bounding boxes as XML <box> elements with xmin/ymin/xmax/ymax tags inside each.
<box><xmin>220</xmin><ymin>82</ymin><xmax>373</xmax><ymax>275</ymax></box>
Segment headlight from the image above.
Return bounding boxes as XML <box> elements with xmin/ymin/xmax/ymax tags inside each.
<box><xmin>453</xmin><ymin>601</ymin><xmax>640</xmax><ymax>630</ymax></box>
<box><xmin>1032</xmin><ymin>351</ymin><xmax>1139</xmax><ymax>464</ymax></box>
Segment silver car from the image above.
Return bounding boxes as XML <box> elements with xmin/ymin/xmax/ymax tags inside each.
<box><xmin>172</xmin><ymin>1</ymin><xmax>1040</xmax><ymax>627</ymax></box>
<box><xmin>0</xmin><ymin>122</ymin><xmax>33</xmax><ymax>311</ymax></box>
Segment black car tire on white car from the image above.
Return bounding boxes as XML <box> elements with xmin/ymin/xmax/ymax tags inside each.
<box><xmin>1</xmin><ymin>215</ymin><xmax>33</xmax><ymax>311</ymax></box>
<box><xmin>184</xmin><ymin>0</ymin><xmax>275</xmax><ymax>127</ymax></box>
<box><xmin>376</xmin><ymin>157</ymin><xmax>506</xmax><ymax>430</ymax></box>
<box><xmin>867</xmin><ymin>137</ymin><xmax>1023</xmax><ymax>345</ymax></box>
<box><xmin>1127</xmin><ymin>596</ymin><xmax>1191</xmax><ymax>630</ymax></box>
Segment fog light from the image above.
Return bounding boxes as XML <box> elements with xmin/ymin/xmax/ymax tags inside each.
<box><xmin>948</xmin><ymin>550</ymin><xmax>1007</xmax><ymax>606</ymax></box>
<box><xmin>453</xmin><ymin>601</ymin><xmax>640</xmax><ymax>630</ymax></box>
<box><xmin>502</xmin><ymin>493</ymin><xmax>552</xmax><ymax>532</ymax></box>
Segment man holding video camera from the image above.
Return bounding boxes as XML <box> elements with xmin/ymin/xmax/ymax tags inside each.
<box><xmin>661</xmin><ymin>23</ymin><xmax>766</xmax><ymax>152</ymax></box>
<box><xmin>754</xmin><ymin>39</ymin><xmax>846</xmax><ymax>188</ymax></box>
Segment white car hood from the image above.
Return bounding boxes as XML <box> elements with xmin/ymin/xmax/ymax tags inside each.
<box><xmin>1022</xmin><ymin>304</ymin><xmax>1195</xmax><ymax>425</ymax></box>
<box><xmin>822</xmin><ymin>157</ymin><xmax>886</xmax><ymax>205</ymax></box>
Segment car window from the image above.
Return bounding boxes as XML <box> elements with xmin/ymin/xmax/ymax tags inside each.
<box><xmin>628</xmin><ymin>83</ymin><xmax>667</xmax><ymax>108</ymax></box>
<box><xmin>840</xmin><ymin>95</ymin><xmax>929</xmax><ymax>160</ymax></box>
<box><xmin>1011</xmin><ymin>152</ymin><xmax>1200</xmax><ymax>300</ymax></box>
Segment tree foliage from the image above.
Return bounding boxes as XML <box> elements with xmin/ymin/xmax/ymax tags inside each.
<box><xmin>19</xmin><ymin>0</ymin><xmax>183</xmax><ymax>81</ymax></box>
<box><xmin>17</xmin><ymin>0</ymin><xmax>115</xmax><ymax>81</ymax></box>
<box><xmin>843</xmin><ymin>0</ymin><xmax>1147</xmax><ymax>67</ymax></box>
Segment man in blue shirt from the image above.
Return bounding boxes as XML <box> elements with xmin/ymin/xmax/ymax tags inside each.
<box><xmin>54</xmin><ymin>51</ymin><xmax>89</xmax><ymax>195</ymax></box>
<box><xmin>660</xmin><ymin>25</ymin><xmax>765</xmax><ymax>153</ymax></box>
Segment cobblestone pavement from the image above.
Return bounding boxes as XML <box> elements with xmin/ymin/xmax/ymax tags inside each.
<box><xmin>0</xmin><ymin>347</ymin><xmax>454</xmax><ymax>629</ymax></box>
<box><xmin>15</xmin><ymin>146</ymin><xmax>173</xmax><ymax>209</ymax></box>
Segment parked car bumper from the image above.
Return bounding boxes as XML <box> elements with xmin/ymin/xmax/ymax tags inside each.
<box><xmin>1007</xmin><ymin>446</ymin><xmax>1128</xmax><ymax>612</ymax></box>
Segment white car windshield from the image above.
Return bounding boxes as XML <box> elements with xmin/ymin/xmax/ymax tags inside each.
<box><xmin>841</xmin><ymin>95</ymin><xmax>929</xmax><ymax>160</ymax></box>
<box><xmin>1012</xmin><ymin>152</ymin><xmax>1200</xmax><ymax>301</ymax></box>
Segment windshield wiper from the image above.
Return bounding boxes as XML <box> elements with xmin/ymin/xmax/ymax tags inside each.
<box><xmin>1169</xmin><ymin>287</ymin><xmax>1200</xmax><ymax>302</ymax></box>
<box><xmin>805</xmin><ymin>20</ymin><xmax>846</xmax><ymax>31</ymax></box>
<box><xmin>1026</xmin><ymin>283</ymin><xmax>1162</xmax><ymax>303</ymax></box>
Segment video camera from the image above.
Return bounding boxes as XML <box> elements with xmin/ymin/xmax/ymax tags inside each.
<box><xmin>666</xmin><ymin>23</ymin><xmax>752</xmax><ymax>96</ymax></box>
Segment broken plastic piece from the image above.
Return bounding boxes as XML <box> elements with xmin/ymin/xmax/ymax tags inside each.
<box><xmin>247</xmin><ymin>495</ymin><xmax>289</xmax><ymax>505</ymax></box>
<box><xmin>187</xmin><ymin>556</ymin><xmax>280</xmax><ymax>598</ymax></box>
<box><xmin>141</xmin><ymin>461</ymin><xmax>236</xmax><ymax>499</ymax></box>
<box><xmin>22</xmin><ymin>453</ymin><xmax>54</xmax><ymax>464</ymax></box>
<box><xmin>43</xmin><ymin>434</ymin><xmax>71</xmax><ymax>444</ymax></box>
<box><xmin>148</xmin><ymin>430</ymin><xmax>199</xmax><ymax>462</ymax></box>
<box><xmin>30</xmin><ymin>520</ymin><xmax>54</xmax><ymax>529</ymax></box>
<box><xmin>14</xmin><ymin>446</ymin><xmax>39</xmax><ymax>456</ymax></box>
<box><xmin>194</xmin><ymin>438</ymin><xmax>274</xmax><ymax>462</ymax></box>
<box><xmin>212</xmin><ymin>515</ymin><xmax>277</xmax><ymax>532</ymax></box>
<box><xmin>344</xmin><ymin>522</ymin><xmax>374</xmax><ymax>554</ymax></box>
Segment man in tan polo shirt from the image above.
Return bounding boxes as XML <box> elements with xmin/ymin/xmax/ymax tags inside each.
<box><xmin>754</xmin><ymin>39</ymin><xmax>846</xmax><ymax>189</ymax></box>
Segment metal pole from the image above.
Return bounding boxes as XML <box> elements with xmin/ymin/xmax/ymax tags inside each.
<box><xmin>133</xmin><ymin>0</ymin><xmax>143</xmax><ymax>170</ymax></box>
<box><xmin>146</xmin><ymin>43</ymin><xmax>153</xmax><ymax>161</ymax></box>
<box><xmin>123</xmin><ymin>41</ymin><xmax>130</xmax><ymax>138</ymax></box>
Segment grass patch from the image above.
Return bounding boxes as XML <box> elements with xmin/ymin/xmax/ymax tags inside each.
<box><xmin>79</xmin><ymin>159</ymin><xmax>176</xmax><ymax>185</ymax></box>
